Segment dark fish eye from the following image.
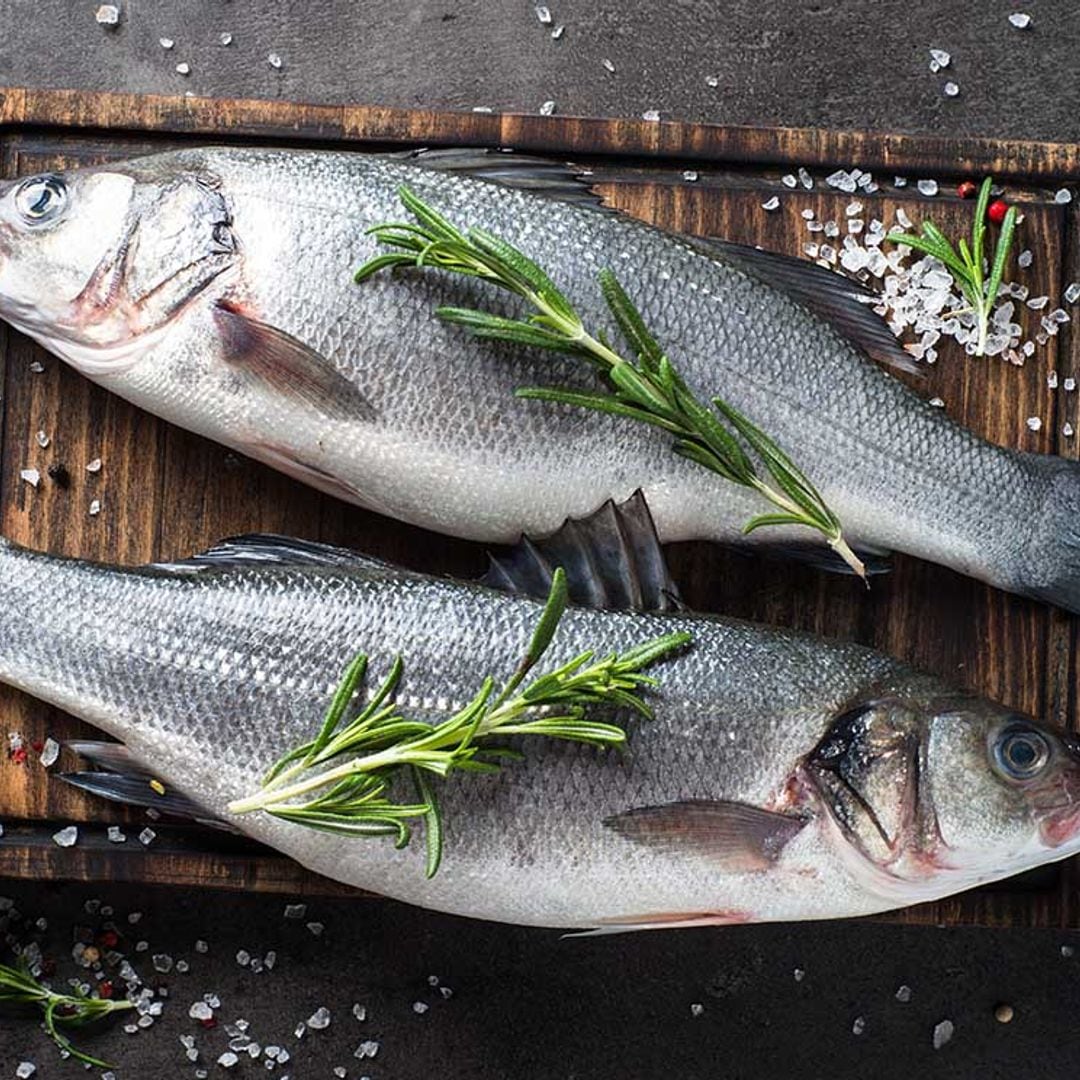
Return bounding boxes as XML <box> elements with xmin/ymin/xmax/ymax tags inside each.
<box><xmin>993</xmin><ymin>724</ymin><xmax>1050</xmax><ymax>781</ymax></box>
<box><xmin>13</xmin><ymin>175</ymin><xmax>68</xmax><ymax>225</ymax></box>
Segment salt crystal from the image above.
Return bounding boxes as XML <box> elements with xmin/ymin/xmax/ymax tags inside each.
<box><xmin>798</xmin><ymin>167</ymin><xmax>813</xmax><ymax>190</ymax></box>
<box><xmin>355</xmin><ymin>1041</ymin><xmax>380</xmax><ymax>1059</ymax></box>
<box><xmin>793</xmin><ymin>968</ymin><xmax>805</xmax><ymax>982</ymax></box>
<box><xmin>895</xmin><ymin>208</ymin><xmax>913</xmax><ymax>229</ymax></box>
<box><xmin>824</xmin><ymin>221</ymin><xmax>839</xmax><ymax>238</ymax></box>
<box><xmin>1065</xmin><ymin>423</ymin><xmax>1075</xmax><ymax>437</ymax></box>
<box><xmin>682</xmin><ymin>170</ymin><xmax>698</xmax><ymax>182</ymax></box>
<box><xmin>138</xmin><ymin>827</ymin><xmax>156</xmax><ymax>846</ymax></box>
<box><xmin>845</xmin><ymin>200</ymin><xmax>863</xmax><ymax>216</ymax></box>
<box><xmin>284</xmin><ymin>903</ymin><xmax>307</xmax><ymax>919</ymax></box>
<box><xmin>917</xmin><ymin>179</ymin><xmax>939</xmax><ymax>196</ymax></box>
<box><xmin>539</xmin><ymin>101</ymin><xmax>555</xmax><ymax>116</ymax></box>
<box><xmin>159</xmin><ymin>37</ymin><xmax>174</xmax><ymax>49</ymax></box>
<box><xmin>705</xmin><ymin>74</ymin><xmax>719</xmax><ymax>87</ymax></box>
<box><xmin>1026</xmin><ymin>416</ymin><xmax>1043</xmax><ymax>431</ymax></box>
<box><xmin>16</xmin><ymin>1064</ymin><xmax>36</xmax><ymax>1079</ymax></box>
<box><xmin>818</xmin><ymin>244</ymin><xmax>836</xmax><ymax>263</ymax></box>
<box><xmin>1008</xmin><ymin>12</ymin><xmax>1032</xmax><ymax>28</ymax></box>
<box><xmin>268</xmin><ymin>53</ymin><xmax>283</xmax><ymax>69</ymax></box>
<box><xmin>943</xmin><ymin>82</ymin><xmax>960</xmax><ymax>97</ymax></box>
<box><xmin>334</xmin><ymin>1069</ymin><xmax>347</xmax><ymax>1079</ymax></box>
<box><xmin>89</xmin><ymin>499</ymin><xmax>101</xmax><ymax>516</ymax></box>
<box><xmin>39</xmin><ymin>738</ymin><xmax>59</xmax><ymax>767</ymax></box>
<box><xmin>95</xmin><ymin>5</ymin><xmax>120</xmax><ymax>26</ymax></box>
<box><xmin>1062</xmin><ymin>944</ymin><xmax>1075</xmax><ymax>957</ymax></box>
<box><xmin>352</xmin><ymin>1003</ymin><xmax>367</xmax><ymax>1021</ymax></box>
<box><xmin>1027</xmin><ymin>295</ymin><xmax>1050</xmax><ymax>309</ymax></box>
<box><xmin>689</xmin><ymin>1002</ymin><xmax>705</xmax><ymax>1017</ymax></box>
<box><xmin>152</xmin><ymin>954</ymin><xmax>173</xmax><ymax>974</ymax></box>
<box><xmin>852</xmin><ymin>1016</ymin><xmax>866</xmax><ymax>1035</ymax></box>
<box><xmin>20</xmin><ymin>469</ymin><xmax>40</xmax><ymax>488</ymax></box>
<box><xmin>1049</xmin><ymin>371</ymin><xmax>1059</xmax><ymax>389</ymax></box>
<box><xmin>175</xmin><ymin>62</ymin><xmax>191</xmax><ymax>76</ymax></box>
<box><xmin>1066</xmin><ymin>378</ymin><xmax>1077</xmax><ymax>391</ymax></box>
<box><xmin>440</xmin><ymin>985</ymin><xmax>454</xmax><ymax>998</ymax></box>
<box><xmin>825</xmin><ymin>169</ymin><xmax>857</xmax><ymax>193</ymax></box>
<box><xmin>35</xmin><ymin>430</ymin><xmax>50</xmax><ymax>449</ymax></box>
<box><xmin>236</xmin><ymin>949</ymin><xmax>251</xmax><ymax>967</ymax></box>
<box><xmin>307</xmin><ymin>921</ymin><xmax>324</xmax><ymax>936</ymax></box>
<box><xmin>894</xmin><ymin>176</ymin><xmax>908</xmax><ymax>187</ymax></box>
<box><xmin>929</xmin><ymin>397</ymin><xmax>945</xmax><ymax>408</ymax></box>
<box><xmin>761</xmin><ymin>196</ymin><xmax>780</xmax><ymax>211</ymax></box>
<box><xmin>308</xmin><ymin>1006</ymin><xmax>331</xmax><ymax>1029</ymax></box>
<box><xmin>535</xmin><ymin>5</ymin><xmax>551</xmax><ymax>23</ymax></box>
<box><xmin>929</xmin><ymin>48</ymin><xmax>951</xmax><ymax>68</ymax></box>
<box><xmin>551</xmin><ymin>24</ymin><xmax>565</xmax><ymax>39</ymax></box>
<box><xmin>641</xmin><ymin>109</ymin><xmax>660</xmax><ymax>122</ymax></box>
<box><xmin>800</xmin><ymin>208</ymin><xmax>815</xmax><ymax>220</ymax></box>
<box><xmin>86</xmin><ymin>458</ymin><xmax>102</xmax><ymax>473</ymax></box>
<box><xmin>52</xmin><ymin>825</ymin><xmax>78</xmax><ymax>847</ymax></box>
<box><xmin>264</xmin><ymin>950</ymin><xmax>276</xmax><ymax>970</ymax></box>
<box><xmin>219</xmin><ymin>32</ymin><xmax>233</xmax><ymax>46</ymax></box>
<box><xmin>217</xmin><ymin>1052</ymin><xmax>239</xmax><ymax>1068</ymax></box>
<box><xmin>895</xmin><ymin>984</ymin><xmax>912</xmax><ymax>1003</ymax></box>
<box><xmin>602</xmin><ymin>58</ymin><xmax>615</xmax><ymax>73</ymax></box>
<box><xmin>29</xmin><ymin>361</ymin><xmax>43</xmax><ymax>373</ymax></box>
<box><xmin>176</xmin><ymin>959</ymin><xmax>189</xmax><ymax>973</ymax></box>
<box><xmin>932</xmin><ymin>1019</ymin><xmax>955</xmax><ymax>1049</ymax></box>
<box><xmin>1052</xmin><ymin>308</ymin><xmax>1071</xmax><ymax>323</ymax></box>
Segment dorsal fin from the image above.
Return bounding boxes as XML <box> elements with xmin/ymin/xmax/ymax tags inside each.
<box><xmin>482</xmin><ymin>491</ymin><xmax>682</xmax><ymax>612</ymax></box>
<box><xmin>148</xmin><ymin>534</ymin><xmax>396</xmax><ymax>575</ymax></box>
<box><xmin>694</xmin><ymin>237</ymin><xmax>921</xmax><ymax>378</ymax></box>
<box><xmin>400</xmin><ymin>147</ymin><xmax>608</xmax><ymax>211</ymax></box>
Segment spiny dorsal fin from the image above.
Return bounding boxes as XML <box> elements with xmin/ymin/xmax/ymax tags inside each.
<box><xmin>482</xmin><ymin>490</ymin><xmax>683</xmax><ymax>612</ymax></box>
<box><xmin>400</xmin><ymin>147</ymin><xmax>608</xmax><ymax>212</ymax></box>
<box><xmin>694</xmin><ymin>238</ymin><xmax>921</xmax><ymax>378</ymax></box>
<box><xmin>149</xmin><ymin>534</ymin><xmax>397</xmax><ymax>575</ymax></box>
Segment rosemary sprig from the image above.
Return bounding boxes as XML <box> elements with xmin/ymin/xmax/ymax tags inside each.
<box><xmin>228</xmin><ymin>568</ymin><xmax>691</xmax><ymax>877</ymax></box>
<box><xmin>354</xmin><ymin>185</ymin><xmax>866</xmax><ymax>579</ymax></box>
<box><xmin>886</xmin><ymin>176</ymin><xmax>1018</xmax><ymax>357</ymax></box>
<box><xmin>0</xmin><ymin>957</ymin><xmax>134</xmax><ymax>1067</ymax></box>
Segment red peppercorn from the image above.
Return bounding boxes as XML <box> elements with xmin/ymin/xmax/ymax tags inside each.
<box><xmin>10</xmin><ymin>747</ymin><xmax>27</xmax><ymax>766</ymax></box>
<box><xmin>30</xmin><ymin>740</ymin><xmax>44</xmax><ymax>754</ymax></box>
<box><xmin>957</xmin><ymin>180</ymin><xmax>977</xmax><ymax>199</ymax></box>
<box><xmin>98</xmin><ymin>929</ymin><xmax>119</xmax><ymax>948</ymax></box>
<box><xmin>987</xmin><ymin>199</ymin><xmax>1009</xmax><ymax>224</ymax></box>
<box><xmin>199</xmin><ymin>1017</ymin><xmax>218</xmax><ymax>1029</ymax></box>
<box><xmin>98</xmin><ymin>980</ymin><xmax>114</xmax><ymax>999</ymax></box>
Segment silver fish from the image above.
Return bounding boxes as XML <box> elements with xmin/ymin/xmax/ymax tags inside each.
<box><xmin>2</xmin><ymin>523</ymin><xmax>1079</xmax><ymax>930</ymax></box>
<box><xmin>0</xmin><ymin>147</ymin><xmax>1075</xmax><ymax>608</ymax></box>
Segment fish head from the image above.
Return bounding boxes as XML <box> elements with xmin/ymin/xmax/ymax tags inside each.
<box><xmin>0</xmin><ymin>158</ymin><xmax>237</xmax><ymax>374</ymax></box>
<box><xmin>804</xmin><ymin>690</ymin><xmax>1080</xmax><ymax>900</ymax></box>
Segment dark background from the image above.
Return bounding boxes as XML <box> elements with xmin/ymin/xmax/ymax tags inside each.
<box><xmin>3</xmin><ymin>2</ymin><xmax>1080</xmax><ymax>1077</ymax></box>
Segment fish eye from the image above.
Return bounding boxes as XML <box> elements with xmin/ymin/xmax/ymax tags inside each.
<box><xmin>993</xmin><ymin>724</ymin><xmax>1051</xmax><ymax>782</ymax></box>
<box><xmin>13</xmin><ymin>175</ymin><xmax>68</xmax><ymax>225</ymax></box>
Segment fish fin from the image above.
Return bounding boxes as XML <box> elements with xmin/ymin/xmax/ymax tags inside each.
<box><xmin>149</xmin><ymin>534</ymin><xmax>396</xmax><ymax>574</ymax></box>
<box><xmin>693</xmin><ymin>238</ymin><xmax>921</xmax><ymax>378</ymax></box>
<box><xmin>56</xmin><ymin>772</ymin><xmax>237</xmax><ymax>832</ymax></box>
<box><xmin>213</xmin><ymin>301</ymin><xmax>376</xmax><ymax>421</ymax></box>
<box><xmin>400</xmin><ymin>147</ymin><xmax>608</xmax><ymax>211</ymax></box>
<box><xmin>66</xmin><ymin>740</ymin><xmax>153</xmax><ymax>777</ymax></box>
<box><xmin>604</xmin><ymin>799</ymin><xmax>808</xmax><ymax>871</ymax></box>
<box><xmin>564</xmin><ymin>910</ymin><xmax>752</xmax><ymax>937</ymax></box>
<box><xmin>482</xmin><ymin>490</ymin><xmax>683</xmax><ymax>611</ymax></box>
<box><xmin>755</xmin><ymin>541</ymin><xmax>892</xmax><ymax>577</ymax></box>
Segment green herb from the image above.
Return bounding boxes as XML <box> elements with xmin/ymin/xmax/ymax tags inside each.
<box><xmin>885</xmin><ymin>176</ymin><xmax>1018</xmax><ymax>357</ymax></box>
<box><xmin>228</xmin><ymin>568</ymin><xmax>691</xmax><ymax>877</ymax></box>
<box><xmin>0</xmin><ymin>957</ymin><xmax>134</xmax><ymax>1067</ymax></box>
<box><xmin>354</xmin><ymin>185</ymin><xmax>866</xmax><ymax>579</ymax></box>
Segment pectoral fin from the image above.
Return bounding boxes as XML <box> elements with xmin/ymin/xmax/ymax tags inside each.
<box><xmin>604</xmin><ymin>799</ymin><xmax>808</xmax><ymax>871</ymax></box>
<box><xmin>214</xmin><ymin>301</ymin><xmax>375</xmax><ymax>421</ymax></box>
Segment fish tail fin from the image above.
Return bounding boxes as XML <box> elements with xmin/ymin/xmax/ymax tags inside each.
<box><xmin>1014</xmin><ymin>456</ymin><xmax>1080</xmax><ymax>614</ymax></box>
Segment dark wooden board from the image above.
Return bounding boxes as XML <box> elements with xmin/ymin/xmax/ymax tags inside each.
<box><xmin>0</xmin><ymin>90</ymin><xmax>1076</xmax><ymax>927</ymax></box>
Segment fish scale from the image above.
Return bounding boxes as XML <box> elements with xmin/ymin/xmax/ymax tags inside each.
<box><xmin>1</xmin><ymin>536</ymin><xmax>1077</xmax><ymax>928</ymax></box>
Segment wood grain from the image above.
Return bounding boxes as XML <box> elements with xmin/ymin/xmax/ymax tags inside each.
<box><xmin>0</xmin><ymin>91</ymin><xmax>1076</xmax><ymax>928</ymax></box>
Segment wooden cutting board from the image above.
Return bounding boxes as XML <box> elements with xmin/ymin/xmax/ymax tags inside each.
<box><xmin>0</xmin><ymin>88</ymin><xmax>1076</xmax><ymax>926</ymax></box>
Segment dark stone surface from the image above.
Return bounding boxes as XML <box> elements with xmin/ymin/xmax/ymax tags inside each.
<box><xmin>0</xmin><ymin>0</ymin><xmax>1076</xmax><ymax>140</ymax></box>
<box><xmin>1</xmin><ymin>2</ymin><xmax>1079</xmax><ymax>1078</ymax></box>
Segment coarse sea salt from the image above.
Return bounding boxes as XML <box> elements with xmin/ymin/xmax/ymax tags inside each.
<box><xmin>1056</xmin><ymin>188</ymin><xmax>1073</xmax><ymax>205</ymax></box>
<box><xmin>943</xmin><ymin>81</ymin><xmax>960</xmax><ymax>97</ymax></box>
<box><xmin>52</xmin><ymin>825</ymin><xmax>78</xmax><ymax>847</ymax></box>
<box><xmin>1008</xmin><ymin>12</ymin><xmax>1032</xmax><ymax>29</ymax></box>
<box><xmin>39</xmin><ymin>738</ymin><xmax>59</xmax><ymax>767</ymax></box>
<box><xmin>917</xmin><ymin>179</ymin><xmax>939</xmax><ymax>196</ymax></box>
<box><xmin>761</xmin><ymin>196</ymin><xmax>780</xmax><ymax>211</ymax></box>
<box><xmin>1026</xmin><ymin>416</ymin><xmax>1043</xmax><ymax>431</ymax></box>
<box><xmin>932</xmin><ymin>1019</ymin><xmax>955</xmax><ymax>1049</ymax></box>
<box><xmin>95</xmin><ymin>5</ymin><xmax>120</xmax><ymax>26</ymax></box>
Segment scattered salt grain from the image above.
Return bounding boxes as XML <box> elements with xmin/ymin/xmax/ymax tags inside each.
<box><xmin>175</xmin><ymin>62</ymin><xmax>191</xmax><ymax>76</ymax></box>
<box><xmin>539</xmin><ymin>100</ymin><xmax>555</xmax><ymax>116</ymax></box>
<box><xmin>761</xmin><ymin>196</ymin><xmax>780</xmax><ymax>211</ymax></box>
<box><xmin>39</xmin><ymin>738</ymin><xmax>59</xmax><ymax>767</ymax></box>
<box><xmin>929</xmin><ymin>397</ymin><xmax>945</xmax><ymax>408</ymax></box>
<box><xmin>217</xmin><ymin>1052</ymin><xmax>239</xmax><ymax>1068</ymax></box>
<box><xmin>152</xmin><ymin>954</ymin><xmax>173</xmax><ymax>974</ymax></box>
<box><xmin>1065</xmin><ymin>423</ymin><xmax>1075</xmax><ymax>437</ymax></box>
<box><xmin>682</xmin><ymin>170</ymin><xmax>698</xmax><ymax>182</ymax></box>
<box><xmin>89</xmin><ymin>499</ymin><xmax>101</xmax><ymax>517</ymax></box>
<box><xmin>159</xmin><ymin>37</ymin><xmax>174</xmax><ymax>49</ymax></box>
<box><xmin>917</xmin><ymin>179</ymin><xmax>939</xmax><ymax>196</ymax></box>
<box><xmin>85</xmin><ymin>458</ymin><xmax>102</xmax><ymax>473</ymax></box>
<box><xmin>29</xmin><ymin>361</ymin><xmax>43</xmax><ymax>373</ymax></box>
<box><xmin>1056</xmin><ymin>188</ymin><xmax>1073</xmax><ymax>205</ymax></box>
<box><xmin>929</xmin><ymin>48</ymin><xmax>951</xmax><ymax>69</ymax></box>
<box><xmin>1066</xmin><ymin>378</ymin><xmax>1077</xmax><ymax>392</ymax></box>
<box><xmin>355</xmin><ymin>1040</ymin><xmax>380</xmax><ymax>1059</ymax></box>
<box><xmin>334</xmin><ymin>1069</ymin><xmax>347</xmax><ymax>1079</ymax></box>
<box><xmin>1061</xmin><ymin>944</ymin><xmax>1075</xmax><ymax>957</ymax></box>
<box><xmin>781</xmin><ymin>174</ymin><xmax>797</xmax><ymax>188</ymax></box>
<box><xmin>284</xmin><ymin>903</ymin><xmax>307</xmax><ymax>919</ymax></box>
<box><xmin>689</xmin><ymin>1002</ymin><xmax>705</xmax><ymax>1017</ymax></box>
<box><xmin>800</xmin><ymin>208</ymin><xmax>815</xmax><ymax>220</ymax></box>
<box><xmin>895</xmin><ymin>985</ymin><xmax>912</xmax><ymax>1003</ymax></box>
<box><xmin>943</xmin><ymin>82</ymin><xmax>960</xmax><ymax>97</ymax></box>
<box><xmin>825</xmin><ymin>169</ymin><xmax>857</xmax><ymax>193</ymax></box>
<box><xmin>413</xmin><ymin>1000</ymin><xmax>430</xmax><ymax>1015</ymax></box>
<box><xmin>535</xmin><ymin>5</ymin><xmax>551</xmax><ymax>24</ymax></box>
<box><xmin>894</xmin><ymin>176</ymin><xmax>909</xmax><ymax>187</ymax></box>
<box><xmin>551</xmin><ymin>25</ymin><xmax>564</xmax><ymax>39</ymax></box>
<box><xmin>107</xmin><ymin>825</ymin><xmax>125</xmax><ymax>843</ymax></box>
<box><xmin>440</xmin><ymin>985</ymin><xmax>454</xmax><ymax>999</ymax></box>
<box><xmin>264</xmin><ymin>950</ymin><xmax>277</xmax><ymax>970</ymax></box>
<box><xmin>307</xmin><ymin>921</ymin><xmax>325</xmax><ymax>936</ymax></box>
<box><xmin>845</xmin><ymin>200</ymin><xmax>863</xmax><ymax>217</ymax></box>
<box><xmin>798</xmin><ymin>167</ymin><xmax>813</xmax><ymax>190</ymax></box>
<box><xmin>95</xmin><ymin>5</ymin><xmax>120</xmax><ymax>26</ymax></box>
<box><xmin>138</xmin><ymin>827</ymin><xmax>156</xmax><ymax>846</ymax></box>
<box><xmin>852</xmin><ymin>1016</ymin><xmax>866</xmax><ymax>1035</ymax></box>
<box><xmin>1018</xmin><ymin>250</ymin><xmax>1033</xmax><ymax>268</ymax></box>
<box><xmin>352</xmin><ymin>1003</ymin><xmax>367</xmax><ymax>1021</ymax></box>
<box><xmin>932</xmin><ymin>1019</ymin><xmax>955</xmax><ymax>1049</ymax></box>
<box><xmin>601</xmin><ymin>58</ymin><xmax>615</xmax><ymax>73</ymax></box>
<box><xmin>1026</xmin><ymin>416</ymin><xmax>1043</xmax><ymax>431</ymax></box>
<box><xmin>16</xmin><ymin>1064</ymin><xmax>36</xmax><ymax>1079</ymax></box>
<box><xmin>267</xmin><ymin>53</ymin><xmax>283</xmax><ymax>69</ymax></box>
<box><xmin>1049</xmin><ymin>370</ymin><xmax>1059</xmax><ymax>389</ymax></box>
<box><xmin>236</xmin><ymin>950</ymin><xmax>251</xmax><ymax>967</ymax></box>
<box><xmin>705</xmin><ymin>74</ymin><xmax>719</xmax><ymax>87</ymax></box>
<box><xmin>219</xmin><ymin>32</ymin><xmax>233</xmax><ymax>46</ymax></box>
<box><xmin>793</xmin><ymin>968</ymin><xmax>806</xmax><ymax>982</ymax></box>
<box><xmin>1027</xmin><ymin>295</ymin><xmax>1050</xmax><ymax>310</ymax></box>
<box><xmin>641</xmin><ymin>109</ymin><xmax>660</xmax><ymax>122</ymax></box>
<box><xmin>35</xmin><ymin>430</ymin><xmax>50</xmax><ymax>449</ymax></box>
<box><xmin>20</xmin><ymin>469</ymin><xmax>40</xmax><ymax>488</ymax></box>
<box><xmin>1008</xmin><ymin>12</ymin><xmax>1032</xmax><ymax>29</ymax></box>
<box><xmin>52</xmin><ymin>825</ymin><xmax>77</xmax><ymax>847</ymax></box>
<box><xmin>308</xmin><ymin>1006</ymin><xmax>331</xmax><ymax>1030</ymax></box>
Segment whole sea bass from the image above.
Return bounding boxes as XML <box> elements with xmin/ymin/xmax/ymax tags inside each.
<box><xmin>0</xmin><ymin>147</ymin><xmax>1076</xmax><ymax>609</ymax></box>
<box><xmin>3</xmin><ymin>510</ymin><xmax>1080</xmax><ymax>929</ymax></box>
